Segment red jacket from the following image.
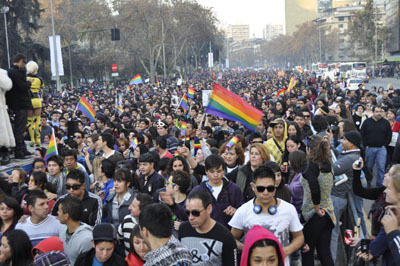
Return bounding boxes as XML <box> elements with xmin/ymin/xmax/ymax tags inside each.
<box><xmin>125</xmin><ymin>253</ymin><xmax>144</xmax><ymax>266</ymax></box>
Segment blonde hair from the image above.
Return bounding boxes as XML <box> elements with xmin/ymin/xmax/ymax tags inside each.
<box><xmin>249</xmin><ymin>143</ymin><xmax>271</xmax><ymax>162</ymax></box>
<box><xmin>26</xmin><ymin>61</ymin><xmax>38</xmax><ymax>75</ymax></box>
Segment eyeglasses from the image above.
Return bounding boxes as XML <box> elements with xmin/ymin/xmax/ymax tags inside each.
<box><xmin>65</xmin><ymin>184</ymin><xmax>82</xmax><ymax>190</ymax></box>
<box><xmin>73</xmin><ymin>136</ymin><xmax>82</xmax><ymax>139</ymax></box>
<box><xmin>253</xmin><ymin>183</ymin><xmax>275</xmax><ymax>193</ymax></box>
<box><xmin>184</xmin><ymin>208</ymin><xmax>206</xmax><ymax>217</ymax></box>
<box><xmin>304</xmin><ymin>115</ymin><xmax>311</xmax><ymax>118</ymax></box>
<box><xmin>165</xmin><ymin>180</ymin><xmax>176</xmax><ymax>186</ymax></box>
<box><xmin>251</xmin><ymin>140</ymin><xmax>263</xmax><ymax>144</ymax></box>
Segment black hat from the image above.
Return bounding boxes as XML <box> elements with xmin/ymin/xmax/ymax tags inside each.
<box><xmin>344</xmin><ymin>131</ymin><xmax>362</xmax><ymax>148</ymax></box>
<box><xmin>93</xmin><ymin>223</ymin><xmax>118</xmax><ymax>242</ymax></box>
<box><xmin>139</xmin><ymin>153</ymin><xmax>154</xmax><ymax>163</ymax></box>
<box><xmin>320</xmin><ymin>106</ymin><xmax>329</xmax><ymax>116</ymax></box>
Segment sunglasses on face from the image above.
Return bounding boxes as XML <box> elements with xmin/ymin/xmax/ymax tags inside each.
<box><xmin>73</xmin><ymin>136</ymin><xmax>82</xmax><ymax>139</ymax></box>
<box><xmin>304</xmin><ymin>115</ymin><xmax>311</xmax><ymax>118</ymax></box>
<box><xmin>253</xmin><ymin>183</ymin><xmax>275</xmax><ymax>193</ymax></box>
<box><xmin>65</xmin><ymin>184</ymin><xmax>82</xmax><ymax>190</ymax></box>
<box><xmin>184</xmin><ymin>208</ymin><xmax>206</xmax><ymax>217</ymax></box>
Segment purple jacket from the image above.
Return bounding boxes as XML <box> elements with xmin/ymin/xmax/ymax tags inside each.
<box><xmin>191</xmin><ymin>178</ymin><xmax>245</xmax><ymax>229</ymax></box>
<box><xmin>286</xmin><ymin>173</ymin><xmax>304</xmax><ymax>212</ymax></box>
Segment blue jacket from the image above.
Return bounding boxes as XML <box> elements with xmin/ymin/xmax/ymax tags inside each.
<box><xmin>370</xmin><ymin>227</ymin><xmax>400</xmax><ymax>266</ymax></box>
<box><xmin>191</xmin><ymin>178</ymin><xmax>244</xmax><ymax>229</ymax></box>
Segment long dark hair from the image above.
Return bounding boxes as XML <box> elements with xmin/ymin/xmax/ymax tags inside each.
<box><xmin>0</xmin><ymin>197</ymin><xmax>23</xmax><ymax>227</ymax></box>
<box><xmin>2</xmin><ymin>229</ymin><xmax>33</xmax><ymax>266</ymax></box>
<box><xmin>248</xmin><ymin>239</ymin><xmax>284</xmax><ymax>266</ymax></box>
<box><xmin>167</xmin><ymin>156</ymin><xmax>190</xmax><ymax>176</ymax></box>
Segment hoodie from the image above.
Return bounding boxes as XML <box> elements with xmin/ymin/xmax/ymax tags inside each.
<box><xmin>264</xmin><ymin>120</ymin><xmax>288</xmax><ymax>166</ymax></box>
<box><xmin>32</xmin><ymin>236</ymin><xmax>64</xmax><ymax>257</ymax></box>
<box><xmin>58</xmin><ymin>223</ymin><xmax>93</xmax><ymax>265</ymax></box>
<box><xmin>240</xmin><ymin>225</ymin><xmax>285</xmax><ymax>266</ymax></box>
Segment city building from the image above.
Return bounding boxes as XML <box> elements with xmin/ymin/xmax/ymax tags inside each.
<box><xmin>285</xmin><ymin>0</ymin><xmax>318</xmax><ymax>35</ymax></box>
<box><xmin>386</xmin><ymin>0</ymin><xmax>400</xmax><ymax>56</ymax></box>
<box><xmin>226</xmin><ymin>25</ymin><xmax>250</xmax><ymax>42</ymax></box>
<box><xmin>263</xmin><ymin>24</ymin><xmax>284</xmax><ymax>41</ymax></box>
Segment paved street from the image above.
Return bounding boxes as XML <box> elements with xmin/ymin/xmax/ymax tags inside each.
<box><xmin>366</xmin><ymin>77</ymin><xmax>400</xmax><ymax>90</ymax></box>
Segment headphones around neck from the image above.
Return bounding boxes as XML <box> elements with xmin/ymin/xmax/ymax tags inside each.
<box><xmin>253</xmin><ymin>197</ymin><xmax>278</xmax><ymax>215</ymax></box>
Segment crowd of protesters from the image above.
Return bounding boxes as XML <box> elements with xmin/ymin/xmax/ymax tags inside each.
<box><xmin>0</xmin><ymin>53</ymin><xmax>400</xmax><ymax>265</ymax></box>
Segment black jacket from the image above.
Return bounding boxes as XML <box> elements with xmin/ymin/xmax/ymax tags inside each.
<box><xmin>6</xmin><ymin>65</ymin><xmax>32</xmax><ymax>110</ymax></box>
<box><xmin>74</xmin><ymin>247</ymin><xmax>127</xmax><ymax>266</ymax></box>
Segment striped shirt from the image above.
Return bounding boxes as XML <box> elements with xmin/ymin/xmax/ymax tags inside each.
<box><xmin>118</xmin><ymin>214</ymin><xmax>138</xmax><ymax>254</ymax></box>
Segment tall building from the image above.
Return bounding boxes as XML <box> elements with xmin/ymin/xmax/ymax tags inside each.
<box><xmin>226</xmin><ymin>25</ymin><xmax>250</xmax><ymax>42</ymax></box>
<box><xmin>285</xmin><ymin>0</ymin><xmax>318</xmax><ymax>35</ymax></box>
<box><xmin>386</xmin><ymin>0</ymin><xmax>400</xmax><ymax>55</ymax></box>
<box><xmin>318</xmin><ymin>0</ymin><xmax>333</xmax><ymax>13</ymax></box>
<box><xmin>263</xmin><ymin>24</ymin><xmax>284</xmax><ymax>41</ymax></box>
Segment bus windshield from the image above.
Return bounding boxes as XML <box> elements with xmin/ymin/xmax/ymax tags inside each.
<box><xmin>353</xmin><ymin>63</ymin><xmax>366</xmax><ymax>70</ymax></box>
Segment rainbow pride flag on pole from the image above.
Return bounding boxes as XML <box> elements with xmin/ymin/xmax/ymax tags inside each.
<box><xmin>187</xmin><ymin>87</ymin><xmax>195</xmax><ymax>99</ymax></box>
<box><xmin>287</xmin><ymin>77</ymin><xmax>298</xmax><ymax>93</ymax></box>
<box><xmin>276</xmin><ymin>87</ymin><xmax>287</xmax><ymax>96</ymax></box>
<box><xmin>205</xmin><ymin>83</ymin><xmax>263</xmax><ymax>132</ymax></box>
<box><xmin>179</xmin><ymin>93</ymin><xmax>188</xmax><ymax>113</ymax></box>
<box><xmin>131</xmin><ymin>138</ymin><xmax>138</xmax><ymax>149</ymax></box>
<box><xmin>116</xmin><ymin>106</ymin><xmax>124</xmax><ymax>115</ymax></box>
<box><xmin>44</xmin><ymin>128</ymin><xmax>58</xmax><ymax>165</ymax></box>
<box><xmin>129</xmin><ymin>74</ymin><xmax>143</xmax><ymax>85</ymax></box>
<box><xmin>77</xmin><ymin>96</ymin><xmax>96</xmax><ymax>122</ymax></box>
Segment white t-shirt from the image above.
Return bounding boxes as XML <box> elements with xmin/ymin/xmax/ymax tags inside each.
<box><xmin>228</xmin><ymin>198</ymin><xmax>303</xmax><ymax>265</ymax></box>
<box><xmin>211</xmin><ymin>184</ymin><xmax>223</xmax><ymax>199</ymax></box>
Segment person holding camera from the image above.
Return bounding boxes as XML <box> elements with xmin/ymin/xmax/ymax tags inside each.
<box><xmin>355</xmin><ymin>169</ymin><xmax>400</xmax><ymax>266</ymax></box>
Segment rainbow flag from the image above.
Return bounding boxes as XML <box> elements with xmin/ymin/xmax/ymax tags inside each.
<box><xmin>212</xmin><ymin>72</ymin><xmax>216</xmax><ymax>79</ymax></box>
<box><xmin>76</xmin><ymin>96</ymin><xmax>96</xmax><ymax>122</ymax></box>
<box><xmin>174</xmin><ymin>150</ymin><xmax>180</xmax><ymax>157</ymax></box>
<box><xmin>88</xmin><ymin>90</ymin><xmax>96</xmax><ymax>102</ymax></box>
<box><xmin>251</xmin><ymin>73</ymin><xmax>254</xmax><ymax>80</ymax></box>
<box><xmin>129</xmin><ymin>74</ymin><xmax>143</xmax><ymax>85</ymax></box>
<box><xmin>297</xmin><ymin>67</ymin><xmax>304</xmax><ymax>73</ymax></box>
<box><xmin>287</xmin><ymin>77</ymin><xmax>298</xmax><ymax>93</ymax></box>
<box><xmin>180</xmin><ymin>93</ymin><xmax>188</xmax><ymax>113</ymax></box>
<box><xmin>157</xmin><ymin>80</ymin><xmax>160</xmax><ymax>88</ymax></box>
<box><xmin>44</xmin><ymin>129</ymin><xmax>58</xmax><ymax>165</ymax></box>
<box><xmin>226</xmin><ymin>136</ymin><xmax>239</xmax><ymax>149</ymax></box>
<box><xmin>276</xmin><ymin>88</ymin><xmax>287</xmax><ymax>96</ymax></box>
<box><xmin>205</xmin><ymin>83</ymin><xmax>263</xmax><ymax>132</ymax></box>
<box><xmin>244</xmin><ymin>92</ymin><xmax>250</xmax><ymax>100</ymax></box>
<box><xmin>187</xmin><ymin>87</ymin><xmax>195</xmax><ymax>99</ymax></box>
<box><xmin>116</xmin><ymin>106</ymin><xmax>124</xmax><ymax>115</ymax></box>
<box><xmin>131</xmin><ymin>138</ymin><xmax>138</xmax><ymax>149</ymax></box>
<box><xmin>180</xmin><ymin>121</ymin><xmax>187</xmax><ymax>136</ymax></box>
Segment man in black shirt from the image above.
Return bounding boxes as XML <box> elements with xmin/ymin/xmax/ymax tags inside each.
<box><xmin>360</xmin><ymin>105</ymin><xmax>392</xmax><ymax>186</ymax></box>
<box><xmin>178</xmin><ymin>190</ymin><xmax>238</xmax><ymax>266</ymax></box>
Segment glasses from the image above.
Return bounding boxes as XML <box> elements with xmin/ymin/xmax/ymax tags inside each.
<box><xmin>73</xmin><ymin>136</ymin><xmax>82</xmax><ymax>139</ymax></box>
<box><xmin>253</xmin><ymin>184</ymin><xmax>275</xmax><ymax>193</ymax></box>
<box><xmin>184</xmin><ymin>208</ymin><xmax>206</xmax><ymax>217</ymax></box>
<box><xmin>65</xmin><ymin>184</ymin><xmax>82</xmax><ymax>190</ymax></box>
<box><xmin>251</xmin><ymin>140</ymin><xmax>263</xmax><ymax>144</ymax></box>
<box><xmin>304</xmin><ymin>115</ymin><xmax>311</xmax><ymax>118</ymax></box>
<box><xmin>165</xmin><ymin>180</ymin><xmax>176</xmax><ymax>186</ymax></box>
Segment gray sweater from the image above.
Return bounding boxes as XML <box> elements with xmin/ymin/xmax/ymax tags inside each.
<box><xmin>59</xmin><ymin>223</ymin><xmax>93</xmax><ymax>265</ymax></box>
<box><xmin>332</xmin><ymin>149</ymin><xmax>360</xmax><ymax>198</ymax></box>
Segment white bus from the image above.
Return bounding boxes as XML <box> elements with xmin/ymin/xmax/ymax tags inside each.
<box><xmin>339</xmin><ymin>62</ymin><xmax>368</xmax><ymax>81</ymax></box>
<box><xmin>311</xmin><ymin>63</ymin><xmax>329</xmax><ymax>77</ymax></box>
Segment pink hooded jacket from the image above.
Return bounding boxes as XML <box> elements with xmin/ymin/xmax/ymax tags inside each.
<box><xmin>240</xmin><ymin>225</ymin><xmax>285</xmax><ymax>266</ymax></box>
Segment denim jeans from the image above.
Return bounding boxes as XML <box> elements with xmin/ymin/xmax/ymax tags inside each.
<box><xmin>352</xmin><ymin>192</ymin><xmax>367</xmax><ymax>237</ymax></box>
<box><xmin>365</xmin><ymin>147</ymin><xmax>387</xmax><ymax>187</ymax></box>
<box><xmin>330</xmin><ymin>195</ymin><xmax>347</xmax><ymax>262</ymax></box>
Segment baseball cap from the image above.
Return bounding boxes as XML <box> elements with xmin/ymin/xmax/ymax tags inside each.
<box><xmin>92</xmin><ymin>223</ymin><xmax>118</xmax><ymax>242</ymax></box>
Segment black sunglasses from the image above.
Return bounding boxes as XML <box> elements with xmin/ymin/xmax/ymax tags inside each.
<box><xmin>65</xmin><ymin>184</ymin><xmax>82</xmax><ymax>190</ymax></box>
<box><xmin>73</xmin><ymin>136</ymin><xmax>82</xmax><ymax>139</ymax></box>
<box><xmin>184</xmin><ymin>208</ymin><xmax>206</xmax><ymax>217</ymax></box>
<box><xmin>253</xmin><ymin>184</ymin><xmax>275</xmax><ymax>193</ymax></box>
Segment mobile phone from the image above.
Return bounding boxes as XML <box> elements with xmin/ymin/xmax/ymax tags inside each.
<box><xmin>360</xmin><ymin>239</ymin><xmax>370</xmax><ymax>253</ymax></box>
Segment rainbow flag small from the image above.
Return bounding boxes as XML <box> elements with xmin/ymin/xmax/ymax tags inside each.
<box><xmin>76</xmin><ymin>96</ymin><xmax>96</xmax><ymax>122</ymax></box>
<box><xmin>129</xmin><ymin>74</ymin><xmax>143</xmax><ymax>85</ymax></box>
<box><xmin>157</xmin><ymin>80</ymin><xmax>160</xmax><ymax>88</ymax></box>
<box><xmin>297</xmin><ymin>67</ymin><xmax>304</xmax><ymax>73</ymax></box>
<box><xmin>251</xmin><ymin>73</ymin><xmax>254</xmax><ymax>80</ymax></box>
<box><xmin>226</xmin><ymin>136</ymin><xmax>239</xmax><ymax>149</ymax></box>
<box><xmin>212</xmin><ymin>72</ymin><xmax>216</xmax><ymax>79</ymax></box>
<box><xmin>116</xmin><ymin>106</ymin><xmax>124</xmax><ymax>115</ymax></box>
<box><xmin>187</xmin><ymin>87</ymin><xmax>195</xmax><ymax>99</ymax></box>
<box><xmin>276</xmin><ymin>88</ymin><xmax>287</xmax><ymax>97</ymax></box>
<box><xmin>174</xmin><ymin>150</ymin><xmax>180</xmax><ymax>157</ymax></box>
<box><xmin>205</xmin><ymin>83</ymin><xmax>263</xmax><ymax>132</ymax></box>
<box><xmin>180</xmin><ymin>121</ymin><xmax>187</xmax><ymax>136</ymax></box>
<box><xmin>244</xmin><ymin>92</ymin><xmax>250</xmax><ymax>100</ymax></box>
<box><xmin>287</xmin><ymin>77</ymin><xmax>298</xmax><ymax>93</ymax></box>
<box><xmin>44</xmin><ymin>128</ymin><xmax>58</xmax><ymax>165</ymax></box>
<box><xmin>88</xmin><ymin>90</ymin><xmax>96</xmax><ymax>102</ymax></box>
<box><xmin>180</xmin><ymin>93</ymin><xmax>188</xmax><ymax>113</ymax></box>
<box><xmin>131</xmin><ymin>138</ymin><xmax>138</xmax><ymax>149</ymax></box>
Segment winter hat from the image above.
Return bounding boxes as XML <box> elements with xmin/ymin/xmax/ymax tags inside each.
<box><xmin>34</xmin><ymin>251</ymin><xmax>70</xmax><ymax>266</ymax></box>
<box><xmin>319</xmin><ymin>106</ymin><xmax>329</xmax><ymax>116</ymax></box>
<box><xmin>93</xmin><ymin>223</ymin><xmax>118</xmax><ymax>242</ymax></box>
<box><xmin>344</xmin><ymin>131</ymin><xmax>362</xmax><ymax>148</ymax></box>
<box><xmin>32</xmin><ymin>236</ymin><xmax>64</xmax><ymax>258</ymax></box>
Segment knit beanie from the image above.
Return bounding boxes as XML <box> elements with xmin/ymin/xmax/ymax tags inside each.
<box><xmin>344</xmin><ymin>131</ymin><xmax>362</xmax><ymax>148</ymax></box>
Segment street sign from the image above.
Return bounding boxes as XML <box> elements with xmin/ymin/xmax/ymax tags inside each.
<box><xmin>112</xmin><ymin>73</ymin><xmax>119</xmax><ymax>77</ymax></box>
<box><xmin>112</xmin><ymin>64</ymin><xmax>118</xmax><ymax>72</ymax></box>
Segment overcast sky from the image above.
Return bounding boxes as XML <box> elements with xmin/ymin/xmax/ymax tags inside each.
<box><xmin>196</xmin><ymin>0</ymin><xmax>285</xmax><ymax>38</ymax></box>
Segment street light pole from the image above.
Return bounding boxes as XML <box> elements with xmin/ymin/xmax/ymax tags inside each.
<box><xmin>1</xmin><ymin>7</ymin><xmax>10</xmax><ymax>69</ymax></box>
<box><xmin>319</xmin><ymin>27</ymin><xmax>322</xmax><ymax>62</ymax></box>
<box><xmin>50</xmin><ymin>0</ymin><xmax>61</xmax><ymax>92</ymax></box>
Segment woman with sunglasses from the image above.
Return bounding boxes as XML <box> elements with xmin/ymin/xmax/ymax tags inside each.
<box><xmin>300</xmin><ymin>135</ymin><xmax>336</xmax><ymax>266</ymax></box>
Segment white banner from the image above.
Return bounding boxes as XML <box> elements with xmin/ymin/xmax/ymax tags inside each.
<box><xmin>48</xmin><ymin>35</ymin><xmax>64</xmax><ymax>76</ymax></box>
<box><xmin>208</xmin><ymin>52</ymin><xmax>213</xmax><ymax>68</ymax></box>
<box><xmin>202</xmin><ymin>90</ymin><xmax>212</xmax><ymax>107</ymax></box>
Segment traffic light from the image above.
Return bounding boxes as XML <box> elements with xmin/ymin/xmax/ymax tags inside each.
<box><xmin>111</xmin><ymin>28</ymin><xmax>120</xmax><ymax>41</ymax></box>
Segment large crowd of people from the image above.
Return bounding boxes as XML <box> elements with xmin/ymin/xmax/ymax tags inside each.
<box><xmin>0</xmin><ymin>53</ymin><xmax>400</xmax><ymax>265</ymax></box>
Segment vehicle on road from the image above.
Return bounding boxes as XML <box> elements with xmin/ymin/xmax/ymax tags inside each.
<box><xmin>346</xmin><ymin>78</ymin><xmax>364</xmax><ymax>90</ymax></box>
